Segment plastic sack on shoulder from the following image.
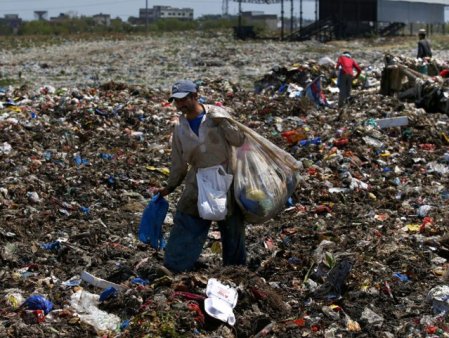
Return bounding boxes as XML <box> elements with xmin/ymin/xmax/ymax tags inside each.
<box><xmin>138</xmin><ymin>193</ymin><xmax>169</xmax><ymax>249</ymax></box>
<box><xmin>208</xmin><ymin>107</ymin><xmax>301</xmax><ymax>223</ymax></box>
<box><xmin>233</xmin><ymin>122</ymin><xmax>301</xmax><ymax>224</ymax></box>
<box><xmin>197</xmin><ymin>165</ymin><xmax>233</xmax><ymax>221</ymax></box>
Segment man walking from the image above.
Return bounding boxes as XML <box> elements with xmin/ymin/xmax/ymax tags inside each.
<box><xmin>155</xmin><ymin>80</ymin><xmax>246</xmax><ymax>273</ymax></box>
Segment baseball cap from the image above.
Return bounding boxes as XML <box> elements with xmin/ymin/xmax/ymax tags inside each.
<box><xmin>168</xmin><ymin>80</ymin><xmax>197</xmax><ymax>102</ymax></box>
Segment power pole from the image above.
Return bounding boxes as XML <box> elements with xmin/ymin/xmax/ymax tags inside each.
<box><xmin>222</xmin><ymin>0</ymin><xmax>229</xmax><ymax>16</ymax></box>
<box><xmin>299</xmin><ymin>0</ymin><xmax>303</xmax><ymax>30</ymax></box>
<box><xmin>281</xmin><ymin>0</ymin><xmax>284</xmax><ymax>40</ymax></box>
<box><xmin>145</xmin><ymin>0</ymin><xmax>149</xmax><ymax>32</ymax></box>
<box><xmin>290</xmin><ymin>0</ymin><xmax>293</xmax><ymax>33</ymax></box>
<box><xmin>238</xmin><ymin>0</ymin><xmax>242</xmax><ymax>29</ymax></box>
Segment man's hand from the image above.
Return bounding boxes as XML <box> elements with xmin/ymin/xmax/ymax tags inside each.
<box><xmin>154</xmin><ymin>187</ymin><xmax>170</xmax><ymax>197</ymax></box>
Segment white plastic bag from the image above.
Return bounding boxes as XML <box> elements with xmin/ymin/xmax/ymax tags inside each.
<box><xmin>196</xmin><ymin>165</ymin><xmax>233</xmax><ymax>221</ymax></box>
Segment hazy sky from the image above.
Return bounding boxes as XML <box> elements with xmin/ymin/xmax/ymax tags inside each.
<box><xmin>0</xmin><ymin>0</ymin><xmax>317</xmax><ymax>21</ymax></box>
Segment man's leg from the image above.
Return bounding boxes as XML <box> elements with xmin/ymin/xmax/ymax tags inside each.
<box><xmin>338</xmin><ymin>76</ymin><xmax>348</xmax><ymax>108</ymax></box>
<box><xmin>218</xmin><ymin>206</ymin><xmax>246</xmax><ymax>266</ymax></box>
<box><xmin>338</xmin><ymin>84</ymin><xmax>345</xmax><ymax>108</ymax></box>
<box><xmin>346</xmin><ymin>74</ymin><xmax>353</xmax><ymax>101</ymax></box>
<box><xmin>164</xmin><ymin>211</ymin><xmax>211</xmax><ymax>273</ymax></box>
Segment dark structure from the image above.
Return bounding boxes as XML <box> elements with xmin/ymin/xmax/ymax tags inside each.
<box><xmin>287</xmin><ymin>0</ymin><xmax>445</xmax><ymax>42</ymax></box>
<box><xmin>319</xmin><ymin>0</ymin><xmax>377</xmax><ymax>39</ymax></box>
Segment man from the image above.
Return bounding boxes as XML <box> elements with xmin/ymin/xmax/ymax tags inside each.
<box><xmin>156</xmin><ymin>80</ymin><xmax>246</xmax><ymax>273</ymax></box>
<box><xmin>336</xmin><ymin>51</ymin><xmax>361</xmax><ymax>108</ymax></box>
<box><xmin>417</xmin><ymin>28</ymin><xmax>432</xmax><ymax>59</ymax></box>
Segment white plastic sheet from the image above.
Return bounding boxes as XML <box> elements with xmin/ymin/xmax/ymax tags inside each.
<box><xmin>70</xmin><ymin>290</ymin><xmax>120</xmax><ymax>332</ymax></box>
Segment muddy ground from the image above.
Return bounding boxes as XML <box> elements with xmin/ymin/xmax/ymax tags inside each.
<box><xmin>1</xmin><ymin>31</ymin><xmax>449</xmax><ymax>337</ymax></box>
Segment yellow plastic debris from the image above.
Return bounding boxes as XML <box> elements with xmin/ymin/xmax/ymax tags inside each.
<box><xmin>146</xmin><ymin>166</ymin><xmax>170</xmax><ymax>176</ymax></box>
<box><xmin>407</xmin><ymin>224</ymin><xmax>421</xmax><ymax>232</ymax></box>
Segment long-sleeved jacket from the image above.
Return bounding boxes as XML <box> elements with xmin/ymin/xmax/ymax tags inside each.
<box><xmin>336</xmin><ymin>55</ymin><xmax>361</xmax><ymax>78</ymax></box>
<box><xmin>417</xmin><ymin>39</ymin><xmax>432</xmax><ymax>59</ymax></box>
<box><xmin>166</xmin><ymin>104</ymin><xmax>245</xmax><ymax>217</ymax></box>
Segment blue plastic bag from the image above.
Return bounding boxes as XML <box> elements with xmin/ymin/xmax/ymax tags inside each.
<box><xmin>138</xmin><ymin>193</ymin><xmax>169</xmax><ymax>249</ymax></box>
<box><xmin>22</xmin><ymin>295</ymin><xmax>54</xmax><ymax>315</ymax></box>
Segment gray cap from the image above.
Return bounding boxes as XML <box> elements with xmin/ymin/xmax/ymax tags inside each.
<box><xmin>168</xmin><ymin>80</ymin><xmax>197</xmax><ymax>102</ymax></box>
<box><xmin>418</xmin><ymin>28</ymin><xmax>426</xmax><ymax>35</ymax></box>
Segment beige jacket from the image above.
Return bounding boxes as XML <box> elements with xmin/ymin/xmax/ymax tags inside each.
<box><xmin>166</xmin><ymin>104</ymin><xmax>245</xmax><ymax>217</ymax></box>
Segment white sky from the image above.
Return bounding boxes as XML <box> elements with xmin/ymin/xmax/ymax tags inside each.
<box><xmin>0</xmin><ymin>0</ymin><xmax>318</xmax><ymax>21</ymax></box>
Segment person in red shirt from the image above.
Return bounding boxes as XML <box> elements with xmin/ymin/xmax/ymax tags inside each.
<box><xmin>336</xmin><ymin>51</ymin><xmax>361</xmax><ymax>108</ymax></box>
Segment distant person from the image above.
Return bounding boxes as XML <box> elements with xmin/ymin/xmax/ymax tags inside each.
<box><xmin>417</xmin><ymin>28</ymin><xmax>432</xmax><ymax>59</ymax></box>
<box><xmin>336</xmin><ymin>51</ymin><xmax>361</xmax><ymax>108</ymax></box>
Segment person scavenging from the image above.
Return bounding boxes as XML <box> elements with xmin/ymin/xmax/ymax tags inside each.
<box><xmin>336</xmin><ymin>51</ymin><xmax>361</xmax><ymax>108</ymax></box>
<box><xmin>417</xmin><ymin>28</ymin><xmax>432</xmax><ymax>59</ymax></box>
<box><xmin>155</xmin><ymin>80</ymin><xmax>247</xmax><ymax>273</ymax></box>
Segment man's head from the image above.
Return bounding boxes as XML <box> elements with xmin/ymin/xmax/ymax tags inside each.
<box><xmin>168</xmin><ymin>80</ymin><xmax>198</xmax><ymax>103</ymax></box>
<box><xmin>342</xmin><ymin>51</ymin><xmax>351</xmax><ymax>58</ymax></box>
<box><xmin>418</xmin><ymin>29</ymin><xmax>426</xmax><ymax>38</ymax></box>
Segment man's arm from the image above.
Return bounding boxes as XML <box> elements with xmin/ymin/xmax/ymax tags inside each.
<box><xmin>353</xmin><ymin>60</ymin><xmax>362</xmax><ymax>78</ymax></box>
<box><xmin>160</xmin><ymin>126</ymin><xmax>188</xmax><ymax>196</ymax></box>
<box><xmin>217</xmin><ymin>119</ymin><xmax>245</xmax><ymax>147</ymax></box>
<box><xmin>417</xmin><ymin>42</ymin><xmax>423</xmax><ymax>58</ymax></box>
<box><xmin>336</xmin><ymin>56</ymin><xmax>342</xmax><ymax>70</ymax></box>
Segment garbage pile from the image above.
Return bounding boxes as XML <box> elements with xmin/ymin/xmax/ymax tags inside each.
<box><xmin>2</xmin><ymin>34</ymin><xmax>449</xmax><ymax>337</ymax></box>
<box><xmin>380</xmin><ymin>54</ymin><xmax>449</xmax><ymax>114</ymax></box>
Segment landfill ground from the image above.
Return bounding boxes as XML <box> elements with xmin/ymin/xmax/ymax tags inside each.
<box><xmin>1</xmin><ymin>31</ymin><xmax>449</xmax><ymax>337</ymax></box>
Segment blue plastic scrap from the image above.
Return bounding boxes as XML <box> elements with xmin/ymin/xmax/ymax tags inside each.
<box><xmin>99</xmin><ymin>153</ymin><xmax>113</xmax><ymax>160</ymax></box>
<box><xmin>278</xmin><ymin>83</ymin><xmax>288</xmax><ymax>94</ymax></box>
<box><xmin>99</xmin><ymin>286</ymin><xmax>118</xmax><ymax>302</ymax></box>
<box><xmin>393</xmin><ymin>273</ymin><xmax>410</xmax><ymax>282</ymax></box>
<box><xmin>43</xmin><ymin>150</ymin><xmax>52</xmax><ymax>161</ymax></box>
<box><xmin>299</xmin><ymin>137</ymin><xmax>321</xmax><ymax>147</ymax></box>
<box><xmin>80</xmin><ymin>206</ymin><xmax>90</xmax><ymax>215</ymax></box>
<box><xmin>95</xmin><ymin>108</ymin><xmax>111</xmax><ymax>117</ymax></box>
<box><xmin>120</xmin><ymin>319</ymin><xmax>131</xmax><ymax>331</ymax></box>
<box><xmin>131</xmin><ymin>277</ymin><xmax>150</xmax><ymax>286</ymax></box>
<box><xmin>107</xmin><ymin>175</ymin><xmax>116</xmax><ymax>186</ymax></box>
<box><xmin>22</xmin><ymin>295</ymin><xmax>54</xmax><ymax>315</ymax></box>
<box><xmin>74</xmin><ymin>155</ymin><xmax>89</xmax><ymax>166</ymax></box>
<box><xmin>40</xmin><ymin>241</ymin><xmax>61</xmax><ymax>251</ymax></box>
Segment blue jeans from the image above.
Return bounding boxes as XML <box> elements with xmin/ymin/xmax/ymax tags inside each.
<box><xmin>164</xmin><ymin>207</ymin><xmax>246</xmax><ymax>273</ymax></box>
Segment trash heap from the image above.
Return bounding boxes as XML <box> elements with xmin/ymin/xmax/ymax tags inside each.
<box><xmin>2</xmin><ymin>34</ymin><xmax>449</xmax><ymax>337</ymax></box>
<box><xmin>380</xmin><ymin>54</ymin><xmax>449</xmax><ymax>114</ymax></box>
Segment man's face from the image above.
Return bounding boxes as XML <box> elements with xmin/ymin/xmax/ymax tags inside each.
<box><xmin>173</xmin><ymin>94</ymin><xmax>195</xmax><ymax>114</ymax></box>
